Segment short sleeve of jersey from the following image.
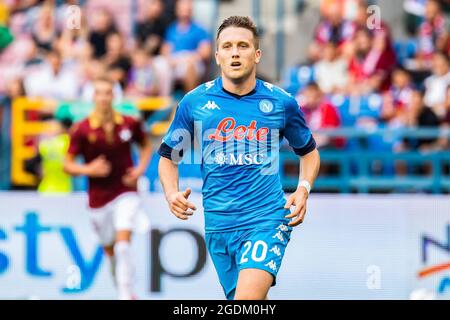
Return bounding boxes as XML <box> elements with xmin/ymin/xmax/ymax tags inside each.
<box><xmin>67</xmin><ymin>123</ymin><xmax>84</xmax><ymax>156</ymax></box>
<box><xmin>283</xmin><ymin>97</ymin><xmax>314</xmax><ymax>154</ymax></box>
<box><xmin>162</xmin><ymin>97</ymin><xmax>194</xmax><ymax>151</ymax></box>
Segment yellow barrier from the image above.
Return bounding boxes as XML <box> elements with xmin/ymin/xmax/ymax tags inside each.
<box><xmin>11</xmin><ymin>97</ymin><xmax>172</xmax><ymax>187</ymax></box>
<box><xmin>11</xmin><ymin>98</ymin><xmax>59</xmax><ymax>186</ymax></box>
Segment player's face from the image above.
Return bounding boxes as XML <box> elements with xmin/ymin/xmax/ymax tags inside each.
<box><xmin>215</xmin><ymin>27</ymin><xmax>261</xmax><ymax>83</ymax></box>
<box><xmin>93</xmin><ymin>81</ymin><xmax>114</xmax><ymax>111</ymax></box>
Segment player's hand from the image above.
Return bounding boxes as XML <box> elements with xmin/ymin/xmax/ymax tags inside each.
<box><xmin>122</xmin><ymin>166</ymin><xmax>144</xmax><ymax>188</ymax></box>
<box><xmin>86</xmin><ymin>155</ymin><xmax>111</xmax><ymax>177</ymax></box>
<box><xmin>166</xmin><ymin>187</ymin><xmax>197</xmax><ymax>220</ymax></box>
<box><xmin>284</xmin><ymin>187</ymin><xmax>308</xmax><ymax>227</ymax></box>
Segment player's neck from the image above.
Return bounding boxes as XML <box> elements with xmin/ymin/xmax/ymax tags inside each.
<box><xmin>93</xmin><ymin>106</ymin><xmax>114</xmax><ymax>125</ymax></box>
<box><xmin>221</xmin><ymin>75</ymin><xmax>256</xmax><ymax>96</ymax></box>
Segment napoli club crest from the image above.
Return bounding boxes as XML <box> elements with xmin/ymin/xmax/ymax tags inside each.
<box><xmin>259</xmin><ymin>99</ymin><xmax>273</xmax><ymax>113</ymax></box>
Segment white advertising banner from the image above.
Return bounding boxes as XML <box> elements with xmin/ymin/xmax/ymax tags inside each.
<box><xmin>0</xmin><ymin>193</ymin><xmax>448</xmax><ymax>300</ymax></box>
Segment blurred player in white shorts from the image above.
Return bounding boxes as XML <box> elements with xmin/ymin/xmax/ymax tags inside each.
<box><xmin>64</xmin><ymin>77</ymin><xmax>152</xmax><ymax>299</ymax></box>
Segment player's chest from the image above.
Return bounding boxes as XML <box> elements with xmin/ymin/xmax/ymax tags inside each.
<box><xmin>84</xmin><ymin>125</ymin><xmax>133</xmax><ymax>152</ymax></box>
<box><xmin>192</xmin><ymin>97</ymin><xmax>284</xmax><ymax>136</ymax></box>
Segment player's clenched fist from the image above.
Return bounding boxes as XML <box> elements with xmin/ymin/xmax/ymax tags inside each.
<box><xmin>284</xmin><ymin>188</ymin><xmax>308</xmax><ymax>227</ymax></box>
<box><xmin>166</xmin><ymin>187</ymin><xmax>197</xmax><ymax>220</ymax></box>
<box><xmin>86</xmin><ymin>155</ymin><xmax>111</xmax><ymax>177</ymax></box>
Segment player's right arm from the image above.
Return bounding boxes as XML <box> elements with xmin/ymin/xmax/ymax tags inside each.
<box><xmin>158</xmin><ymin>157</ymin><xmax>196</xmax><ymax>220</ymax></box>
<box><xmin>64</xmin><ymin>154</ymin><xmax>111</xmax><ymax>177</ymax></box>
<box><xmin>157</xmin><ymin>98</ymin><xmax>197</xmax><ymax>220</ymax></box>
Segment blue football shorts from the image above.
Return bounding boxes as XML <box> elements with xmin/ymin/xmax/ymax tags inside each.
<box><xmin>205</xmin><ymin>222</ymin><xmax>293</xmax><ymax>300</ymax></box>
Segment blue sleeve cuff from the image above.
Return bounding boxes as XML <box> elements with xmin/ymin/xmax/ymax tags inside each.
<box><xmin>293</xmin><ymin>136</ymin><xmax>316</xmax><ymax>156</ymax></box>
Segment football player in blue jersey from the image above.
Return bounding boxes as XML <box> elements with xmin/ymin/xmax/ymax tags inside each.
<box><xmin>158</xmin><ymin>16</ymin><xmax>320</xmax><ymax>300</ymax></box>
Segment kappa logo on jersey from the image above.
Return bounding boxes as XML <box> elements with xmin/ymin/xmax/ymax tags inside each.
<box><xmin>272</xmin><ymin>231</ymin><xmax>285</xmax><ymax>243</ymax></box>
<box><xmin>263</xmin><ymin>82</ymin><xmax>274</xmax><ymax>91</ymax></box>
<box><xmin>265</xmin><ymin>260</ymin><xmax>278</xmax><ymax>272</ymax></box>
<box><xmin>263</xmin><ymin>81</ymin><xmax>292</xmax><ymax>97</ymax></box>
<box><xmin>269</xmin><ymin>245</ymin><xmax>281</xmax><ymax>257</ymax></box>
<box><xmin>207</xmin><ymin>117</ymin><xmax>269</xmax><ymax>142</ymax></box>
<box><xmin>202</xmin><ymin>100</ymin><xmax>220</xmax><ymax>111</ymax></box>
<box><xmin>205</xmin><ymin>80</ymin><xmax>215</xmax><ymax>90</ymax></box>
<box><xmin>276</xmin><ymin>224</ymin><xmax>289</xmax><ymax>232</ymax></box>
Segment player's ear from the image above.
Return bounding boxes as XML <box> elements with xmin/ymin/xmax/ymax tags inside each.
<box><xmin>215</xmin><ymin>50</ymin><xmax>220</xmax><ymax>66</ymax></box>
<box><xmin>255</xmin><ymin>49</ymin><xmax>262</xmax><ymax>64</ymax></box>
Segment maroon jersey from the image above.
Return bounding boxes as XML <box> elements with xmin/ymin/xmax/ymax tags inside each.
<box><xmin>68</xmin><ymin>112</ymin><xmax>145</xmax><ymax>208</ymax></box>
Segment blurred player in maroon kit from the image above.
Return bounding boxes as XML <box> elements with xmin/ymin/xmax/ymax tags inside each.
<box><xmin>64</xmin><ymin>77</ymin><xmax>152</xmax><ymax>300</ymax></box>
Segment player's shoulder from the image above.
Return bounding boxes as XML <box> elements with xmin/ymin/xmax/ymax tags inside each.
<box><xmin>182</xmin><ymin>78</ymin><xmax>220</xmax><ymax>103</ymax></box>
<box><xmin>69</xmin><ymin>118</ymin><xmax>89</xmax><ymax>135</ymax></box>
<box><xmin>257</xmin><ymin>79</ymin><xmax>296</xmax><ymax>105</ymax></box>
<box><xmin>121</xmin><ymin>114</ymin><xmax>141</xmax><ymax>125</ymax></box>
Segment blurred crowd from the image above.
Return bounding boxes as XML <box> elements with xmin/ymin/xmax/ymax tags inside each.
<box><xmin>0</xmin><ymin>0</ymin><xmax>449</xmax><ymax>189</ymax></box>
<box><xmin>0</xmin><ymin>0</ymin><xmax>212</xmax><ymax>106</ymax></box>
<box><xmin>290</xmin><ymin>0</ymin><xmax>450</xmax><ymax>154</ymax></box>
<box><xmin>0</xmin><ymin>0</ymin><xmax>214</xmax><ymax>190</ymax></box>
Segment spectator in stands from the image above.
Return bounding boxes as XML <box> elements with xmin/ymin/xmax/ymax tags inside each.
<box><xmin>5</xmin><ymin>77</ymin><xmax>25</xmax><ymax>99</ymax></box>
<box><xmin>395</xmin><ymin>88</ymin><xmax>441</xmax><ymax>175</ymax></box>
<box><xmin>135</xmin><ymin>0</ymin><xmax>167</xmax><ymax>56</ymax></box>
<box><xmin>126</xmin><ymin>48</ymin><xmax>160</xmax><ymax>98</ymax></box>
<box><xmin>23</xmin><ymin>40</ymin><xmax>44</xmax><ymax>69</ymax></box>
<box><xmin>423</xmin><ymin>52</ymin><xmax>450</xmax><ymax>120</ymax></box>
<box><xmin>298</xmin><ymin>82</ymin><xmax>345</xmax><ymax>149</ymax></box>
<box><xmin>88</xmin><ymin>8</ymin><xmax>118</xmax><ymax>58</ymax></box>
<box><xmin>400</xmin><ymin>88</ymin><xmax>440</xmax><ymax>151</ymax></box>
<box><xmin>54</xmin><ymin>14</ymin><xmax>89</xmax><ymax>62</ymax></box>
<box><xmin>309</xmin><ymin>0</ymin><xmax>356</xmax><ymax>61</ymax></box>
<box><xmin>350</xmin><ymin>1</ymin><xmax>397</xmax><ymax>67</ymax></box>
<box><xmin>381</xmin><ymin>67</ymin><xmax>415</xmax><ymax>126</ymax></box>
<box><xmin>6</xmin><ymin>0</ymin><xmax>44</xmax><ymax>15</ymax></box>
<box><xmin>347</xmin><ymin>27</ymin><xmax>395</xmax><ymax>94</ymax></box>
<box><xmin>162</xmin><ymin>0</ymin><xmax>177</xmax><ymax>23</ymax></box>
<box><xmin>406</xmin><ymin>0</ymin><xmax>448</xmax><ymax>72</ymax></box>
<box><xmin>437</xmin><ymin>85</ymin><xmax>450</xmax><ymax>149</ymax></box>
<box><xmin>161</xmin><ymin>0</ymin><xmax>212</xmax><ymax>92</ymax></box>
<box><xmin>24</xmin><ymin>49</ymin><xmax>79</xmax><ymax>101</ymax></box>
<box><xmin>80</xmin><ymin>59</ymin><xmax>123</xmax><ymax>103</ymax></box>
<box><xmin>103</xmin><ymin>32</ymin><xmax>131</xmax><ymax>89</ymax></box>
<box><xmin>31</xmin><ymin>4</ymin><xmax>57</xmax><ymax>53</ymax></box>
<box><xmin>314</xmin><ymin>42</ymin><xmax>349</xmax><ymax>94</ymax></box>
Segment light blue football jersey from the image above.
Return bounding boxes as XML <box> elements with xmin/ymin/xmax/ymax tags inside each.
<box><xmin>161</xmin><ymin>77</ymin><xmax>314</xmax><ymax>232</ymax></box>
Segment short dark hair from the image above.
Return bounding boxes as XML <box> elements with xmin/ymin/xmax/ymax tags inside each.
<box><xmin>93</xmin><ymin>76</ymin><xmax>114</xmax><ymax>87</ymax></box>
<box><xmin>216</xmin><ymin>16</ymin><xmax>260</xmax><ymax>49</ymax></box>
<box><xmin>304</xmin><ymin>81</ymin><xmax>320</xmax><ymax>91</ymax></box>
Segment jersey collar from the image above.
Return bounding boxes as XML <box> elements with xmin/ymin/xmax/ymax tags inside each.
<box><xmin>218</xmin><ymin>77</ymin><xmax>259</xmax><ymax>99</ymax></box>
<box><xmin>88</xmin><ymin>111</ymin><xmax>124</xmax><ymax>129</ymax></box>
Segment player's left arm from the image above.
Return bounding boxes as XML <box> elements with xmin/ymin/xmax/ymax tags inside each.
<box><xmin>282</xmin><ymin>95</ymin><xmax>321</xmax><ymax>227</ymax></box>
<box><xmin>122</xmin><ymin>120</ymin><xmax>153</xmax><ymax>187</ymax></box>
<box><xmin>284</xmin><ymin>148</ymin><xmax>320</xmax><ymax>227</ymax></box>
